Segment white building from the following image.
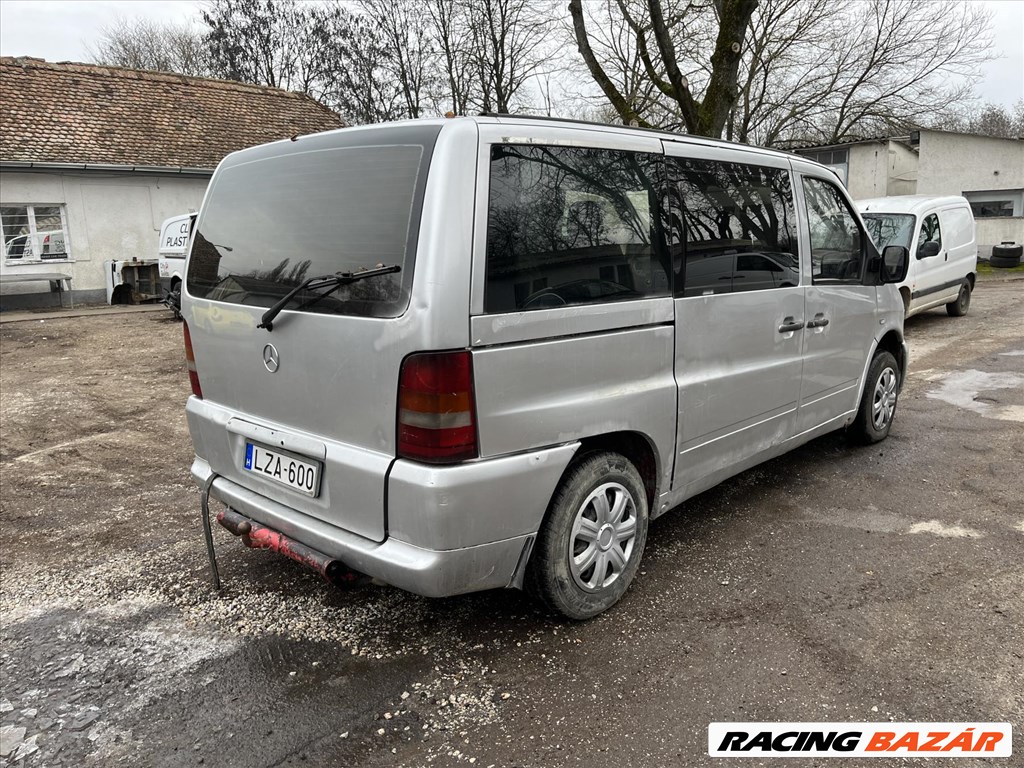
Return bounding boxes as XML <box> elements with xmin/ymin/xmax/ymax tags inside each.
<box><xmin>795</xmin><ymin>129</ymin><xmax>1024</xmax><ymax>258</ymax></box>
<box><xmin>0</xmin><ymin>57</ymin><xmax>342</xmax><ymax>308</ymax></box>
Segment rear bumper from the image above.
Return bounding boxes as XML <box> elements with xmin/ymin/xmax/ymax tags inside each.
<box><xmin>191</xmin><ymin>440</ymin><xmax>578</xmax><ymax>597</ymax></box>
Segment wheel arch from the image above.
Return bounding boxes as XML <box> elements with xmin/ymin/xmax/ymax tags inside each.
<box><xmin>874</xmin><ymin>330</ymin><xmax>907</xmax><ymax>388</ymax></box>
<box><xmin>570</xmin><ymin>431</ymin><xmax>660</xmax><ymax>512</ymax></box>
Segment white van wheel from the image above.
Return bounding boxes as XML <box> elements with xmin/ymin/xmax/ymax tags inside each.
<box><xmin>526</xmin><ymin>452</ymin><xmax>648</xmax><ymax>620</ymax></box>
<box><xmin>946</xmin><ymin>282</ymin><xmax>970</xmax><ymax>317</ymax></box>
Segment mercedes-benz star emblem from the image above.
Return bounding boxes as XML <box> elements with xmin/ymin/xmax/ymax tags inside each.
<box><xmin>262</xmin><ymin>344</ymin><xmax>280</xmax><ymax>373</ymax></box>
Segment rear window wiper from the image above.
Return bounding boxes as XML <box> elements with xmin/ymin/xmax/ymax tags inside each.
<box><xmin>257</xmin><ymin>264</ymin><xmax>401</xmax><ymax>331</ymax></box>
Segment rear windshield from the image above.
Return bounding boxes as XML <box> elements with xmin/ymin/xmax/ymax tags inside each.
<box><xmin>187</xmin><ymin>126</ymin><xmax>439</xmax><ymax>317</ymax></box>
<box><xmin>862</xmin><ymin>213</ymin><xmax>915</xmax><ymax>251</ymax></box>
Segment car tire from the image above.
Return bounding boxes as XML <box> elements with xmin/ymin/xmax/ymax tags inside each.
<box><xmin>946</xmin><ymin>282</ymin><xmax>970</xmax><ymax>317</ymax></box>
<box><xmin>849</xmin><ymin>351</ymin><xmax>900</xmax><ymax>444</ymax></box>
<box><xmin>526</xmin><ymin>451</ymin><xmax>648</xmax><ymax>620</ymax></box>
<box><xmin>989</xmin><ymin>254</ymin><xmax>1021</xmax><ymax>269</ymax></box>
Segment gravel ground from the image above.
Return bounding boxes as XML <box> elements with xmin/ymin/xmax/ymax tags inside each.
<box><xmin>1</xmin><ymin>278</ymin><xmax>1022</xmax><ymax>767</ymax></box>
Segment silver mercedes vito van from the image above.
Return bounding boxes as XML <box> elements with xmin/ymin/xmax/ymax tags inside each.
<box><xmin>182</xmin><ymin>116</ymin><xmax>909</xmax><ymax>619</ymax></box>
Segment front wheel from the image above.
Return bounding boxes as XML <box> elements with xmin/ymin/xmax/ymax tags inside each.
<box><xmin>526</xmin><ymin>452</ymin><xmax>648</xmax><ymax>620</ymax></box>
<box><xmin>849</xmin><ymin>351</ymin><xmax>900</xmax><ymax>444</ymax></box>
<box><xmin>946</xmin><ymin>282</ymin><xmax>971</xmax><ymax>317</ymax></box>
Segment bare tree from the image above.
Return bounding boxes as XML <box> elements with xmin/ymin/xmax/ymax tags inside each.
<box><xmin>570</xmin><ymin>0</ymin><xmax>758</xmax><ymax>136</ymax></box>
<box><xmin>930</xmin><ymin>100</ymin><xmax>1024</xmax><ymax>140</ymax></box>
<box><xmin>571</xmin><ymin>0</ymin><xmax>995</xmax><ymax>144</ymax></box>
<box><xmin>802</xmin><ymin>0</ymin><xmax>994</xmax><ymax>144</ymax></box>
<box><xmin>366</xmin><ymin>0</ymin><xmax>436</xmax><ymax>119</ymax></box>
<box><xmin>316</xmin><ymin>9</ymin><xmax>405</xmax><ymax>124</ymax></box>
<box><xmin>89</xmin><ymin>16</ymin><xmax>211</xmax><ymax>76</ymax></box>
<box><xmin>426</xmin><ymin>0</ymin><xmax>477</xmax><ymax>115</ymax></box>
<box><xmin>202</xmin><ymin>0</ymin><xmax>341</xmax><ymax>93</ymax></box>
<box><xmin>468</xmin><ymin>0</ymin><xmax>553</xmax><ymax>114</ymax></box>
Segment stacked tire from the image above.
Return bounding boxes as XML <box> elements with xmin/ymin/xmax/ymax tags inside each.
<box><xmin>990</xmin><ymin>242</ymin><xmax>1022</xmax><ymax>268</ymax></box>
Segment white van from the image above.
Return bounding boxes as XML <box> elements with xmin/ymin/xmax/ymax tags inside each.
<box><xmin>857</xmin><ymin>196</ymin><xmax>977</xmax><ymax>318</ymax></box>
<box><xmin>158</xmin><ymin>213</ymin><xmax>195</xmax><ymax>301</ymax></box>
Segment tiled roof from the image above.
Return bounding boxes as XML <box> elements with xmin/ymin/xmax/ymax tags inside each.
<box><xmin>0</xmin><ymin>57</ymin><xmax>344</xmax><ymax>169</ymax></box>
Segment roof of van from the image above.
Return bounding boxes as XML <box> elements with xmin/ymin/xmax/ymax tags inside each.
<box><xmin>855</xmin><ymin>195</ymin><xmax>969</xmax><ymax>215</ymax></box>
<box><xmin>280</xmin><ymin>113</ymin><xmax>806</xmax><ymax>165</ymax></box>
<box><xmin>470</xmin><ymin>114</ymin><xmax>799</xmax><ymax>161</ymax></box>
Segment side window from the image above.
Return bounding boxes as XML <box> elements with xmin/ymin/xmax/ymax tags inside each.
<box><xmin>801</xmin><ymin>177</ymin><xmax>864</xmax><ymax>283</ymax></box>
<box><xmin>670</xmin><ymin>158</ymin><xmax>799</xmax><ymax>297</ymax></box>
<box><xmin>918</xmin><ymin>213</ymin><xmax>942</xmax><ymax>250</ymax></box>
<box><xmin>484</xmin><ymin>145</ymin><xmax>669</xmax><ymax>313</ymax></box>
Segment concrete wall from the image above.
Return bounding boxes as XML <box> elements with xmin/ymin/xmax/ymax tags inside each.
<box><xmin>845</xmin><ymin>142</ymin><xmax>891</xmax><ymax>199</ymax></box>
<box><xmin>1</xmin><ymin>170</ymin><xmax>209</xmax><ymax>308</ymax></box>
<box><xmin>885</xmin><ymin>141</ymin><xmax>918</xmax><ymax>196</ymax></box>
<box><xmin>916</xmin><ymin>131</ymin><xmax>1024</xmax><ymax>195</ymax></box>
<box><xmin>976</xmin><ymin>219</ymin><xmax>1024</xmax><ymax>259</ymax></box>
<box><xmin>842</xmin><ymin>141</ymin><xmax>920</xmax><ymax>199</ymax></box>
<box><xmin>916</xmin><ymin>131</ymin><xmax>1024</xmax><ymax>256</ymax></box>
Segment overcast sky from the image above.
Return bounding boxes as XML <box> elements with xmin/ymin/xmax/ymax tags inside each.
<box><xmin>1</xmin><ymin>0</ymin><xmax>1022</xmax><ymax>111</ymax></box>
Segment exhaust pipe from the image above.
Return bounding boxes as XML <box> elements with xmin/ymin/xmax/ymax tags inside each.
<box><xmin>216</xmin><ymin>508</ymin><xmax>363</xmax><ymax>585</ymax></box>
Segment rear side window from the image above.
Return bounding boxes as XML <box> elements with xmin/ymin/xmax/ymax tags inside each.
<box><xmin>802</xmin><ymin>177</ymin><xmax>864</xmax><ymax>284</ymax></box>
<box><xmin>484</xmin><ymin>145</ymin><xmax>669</xmax><ymax>313</ymax></box>
<box><xmin>669</xmin><ymin>158</ymin><xmax>799</xmax><ymax>297</ymax></box>
<box><xmin>188</xmin><ymin>127</ymin><xmax>438</xmax><ymax>318</ymax></box>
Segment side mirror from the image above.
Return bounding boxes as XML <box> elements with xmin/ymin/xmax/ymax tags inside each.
<box><xmin>917</xmin><ymin>240</ymin><xmax>941</xmax><ymax>259</ymax></box>
<box><xmin>881</xmin><ymin>245</ymin><xmax>909</xmax><ymax>284</ymax></box>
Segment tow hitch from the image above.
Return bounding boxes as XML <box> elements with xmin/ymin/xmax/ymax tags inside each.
<box><xmin>215</xmin><ymin>508</ymin><xmax>364</xmax><ymax>585</ymax></box>
<box><xmin>198</xmin><ymin>476</ymin><xmax>365</xmax><ymax>589</ymax></box>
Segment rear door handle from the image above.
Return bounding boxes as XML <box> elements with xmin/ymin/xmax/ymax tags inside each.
<box><xmin>778</xmin><ymin>317</ymin><xmax>805</xmax><ymax>333</ymax></box>
<box><xmin>806</xmin><ymin>313</ymin><xmax>830</xmax><ymax>329</ymax></box>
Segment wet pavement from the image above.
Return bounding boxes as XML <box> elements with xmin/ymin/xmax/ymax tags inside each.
<box><xmin>1</xmin><ymin>278</ymin><xmax>1022</xmax><ymax>767</ymax></box>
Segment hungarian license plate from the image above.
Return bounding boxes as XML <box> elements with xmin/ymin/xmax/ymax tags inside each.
<box><xmin>243</xmin><ymin>443</ymin><xmax>320</xmax><ymax>497</ymax></box>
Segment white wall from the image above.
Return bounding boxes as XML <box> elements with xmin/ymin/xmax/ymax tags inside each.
<box><xmin>917</xmin><ymin>131</ymin><xmax>1024</xmax><ymax>195</ymax></box>
<box><xmin>976</xmin><ymin>219</ymin><xmax>1024</xmax><ymax>259</ymax></box>
<box><xmin>916</xmin><ymin>132</ymin><xmax>1024</xmax><ymax>255</ymax></box>
<box><xmin>845</xmin><ymin>143</ymin><xmax>890</xmax><ymax>199</ymax></box>
<box><xmin>886</xmin><ymin>142</ymin><xmax>918</xmax><ymax>196</ymax></box>
<box><xmin>1</xmin><ymin>170</ymin><xmax>209</xmax><ymax>305</ymax></box>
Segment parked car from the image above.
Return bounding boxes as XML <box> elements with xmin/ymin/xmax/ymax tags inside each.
<box><xmin>181</xmin><ymin>116</ymin><xmax>909</xmax><ymax>619</ymax></box>
<box><xmin>857</xmin><ymin>195</ymin><xmax>977</xmax><ymax>318</ymax></box>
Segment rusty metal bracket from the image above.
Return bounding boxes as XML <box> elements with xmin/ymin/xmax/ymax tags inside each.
<box><xmin>200</xmin><ymin>472</ymin><xmax>222</xmax><ymax>591</ymax></box>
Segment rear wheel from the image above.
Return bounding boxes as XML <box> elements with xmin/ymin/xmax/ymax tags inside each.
<box><xmin>526</xmin><ymin>452</ymin><xmax>648</xmax><ymax>620</ymax></box>
<box><xmin>850</xmin><ymin>351</ymin><xmax>900</xmax><ymax>444</ymax></box>
<box><xmin>946</xmin><ymin>282</ymin><xmax>970</xmax><ymax>317</ymax></box>
<box><xmin>166</xmin><ymin>280</ymin><xmax>182</xmax><ymax>320</ymax></box>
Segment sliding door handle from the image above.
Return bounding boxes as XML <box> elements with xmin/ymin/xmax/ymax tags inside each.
<box><xmin>806</xmin><ymin>314</ymin><xmax>830</xmax><ymax>329</ymax></box>
<box><xmin>778</xmin><ymin>317</ymin><xmax>805</xmax><ymax>333</ymax></box>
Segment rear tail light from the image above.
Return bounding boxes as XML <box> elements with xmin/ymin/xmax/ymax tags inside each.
<box><xmin>182</xmin><ymin>321</ymin><xmax>203</xmax><ymax>398</ymax></box>
<box><xmin>397</xmin><ymin>351</ymin><xmax>478</xmax><ymax>464</ymax></box>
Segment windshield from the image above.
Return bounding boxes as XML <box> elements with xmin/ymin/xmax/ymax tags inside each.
<box><xmin>862</xmin><ymin>213</ymin><xmax>916</xmax><ymax>251</ymax></box>
<box><xmin>187</xmin><ymin>125</ymin><xmax>439</xmax><ymax>317</ymax></box>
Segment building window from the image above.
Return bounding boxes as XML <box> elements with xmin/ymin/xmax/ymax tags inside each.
<box><xmin>1</xmin><ymin>204</ymin><xmax>70</xmax><ymax>261</ymax></box>
<box><xmin>802</xmin><ymin>149</ymin><xmax>849</xmax><ymax>185</ymax></box>
<box><xmin>969</xmin><ymin>200</ymin><xmax>1013</xmax><ymax>218</ymax></box>
<box><xmin>964</xmin><ymin>189</ymin><xmax>1023</xmax><ymax>218</ymax></box>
